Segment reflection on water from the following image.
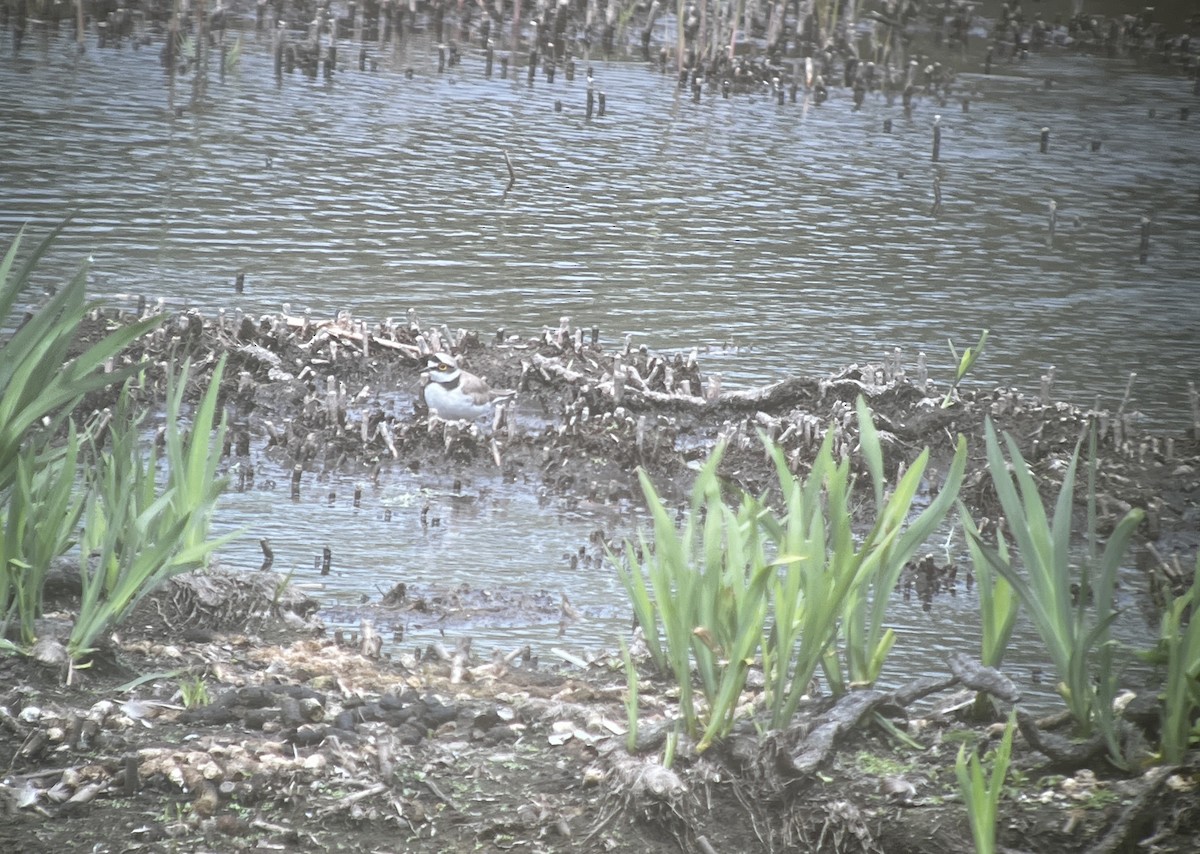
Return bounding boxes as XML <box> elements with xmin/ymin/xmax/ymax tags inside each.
<box><xmin>1</xmin><ymin>31</ymin><xmax>1191</xmax><ymax>708</ymax></box>
<box><xmin>211</xmin><ymin>465</ymin><xmax>632</xmax><ymax>652</ymax></box>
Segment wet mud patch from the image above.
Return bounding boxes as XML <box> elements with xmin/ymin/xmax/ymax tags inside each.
<box><xmin>5</xmin><ymin>305</ymin><xmax>1195</xmax><ymax>853</ymax></box>
<box><xmin>61</xmin><ymin>304</ymin><xmax>1200</xmax><ymax>635</ymax></box>
<box><xmin>334</xmin><ymin>580</ymin><xmax>570</xmax><ymax>638</ymax></box>
<box><xmin>70</xmin><ymin>304</ymin><xmax>1200</xmax><ymax>559</ymax></box>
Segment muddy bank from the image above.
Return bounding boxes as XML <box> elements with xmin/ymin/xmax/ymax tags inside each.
<box><xmin>79</xmin><ymin>303</ymin><xmax>1200</xmax><ymax>577</ymax></box>
<box><xmin>0</xmin><ymin>305</ymin><xmax>1197</xmax><ymax>852</ymax></box>
<box><xmin>3</xmin><ymin>597</ymin><xmax>1200</xmax><ymax>854</ymax></box>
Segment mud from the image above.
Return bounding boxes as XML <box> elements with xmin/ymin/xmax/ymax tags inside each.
<box><xmin>78</xmin><ymin>304</ymin><xmax>1200</xmax><ymax>573</ymax></box>
<box><xmin>3</xmin><ymin>601</ymin><xmax>1200</xmax><ymax>854</ymax></box>
<box><xmin>2</xmin><ymin>304</ymin><xmax>1197</xmax><ymax>853</ymax></box>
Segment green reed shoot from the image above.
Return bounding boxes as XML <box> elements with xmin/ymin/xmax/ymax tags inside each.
<box><xmin>1083</xmin><ymin>423</ymin><xmax>1124</xmax><ymax>754</ymax></box>
<box><xmin>2</xmin><ymin>425</ymin><xmax>85</xmax><ymax>646</ymax></box>
<box><xmin>1150</xmin><ymin>554</ymin><xmax>1200</xmax><ymax>764</ymax></box>
<box><xmin>0</xmin><ymin>220</ymin><xmax>159</xmax><ymax>494</ymax></box>
<box><xmin>162</xmin><ymin>358</ymin><xmax>231</xmax><ymax>555</ymax></box>
<box><xmin>618</xmin><ymin>440</ymin><xmax>775</xmax><ymax>750</ymax></box>
<box><xmin>179</xmin><ymin>675</ymin><xmax>211</xmax><ymax>709</ymax></box>
<box><xmin>969</xmin><ymin>419</ymin><xmax>1142</xmax><ymax>764</ymax></box>
<box><xmin>942</xmin><ymin>329</ymin><xmax>989</xmax><ymax>408</ymax></box>
<box><xmin>758</xmin><ymin>429</ymin><xmax>853</xmax><ymax>720</ymax></box>
<box><xmin>618</xmin><ymin>637</ymin><xmax>639</xmax><ymax>753</ymax></box>
<box><xmin>1</xmin><ymin>221</ymin><xmax>160</xmax><ymax>648</ymax></box>
<box><xmin>961</xmin><ymin>508</ymin><xmax>1018</xmax><ymax>669</ymax></box>
<box><xmin>955</xmin><ymin>710</ymin><xmax>1016</xmax><ymax>854</ymax></box>
<box><xmin>270</xmin><ymin>566</ymin><xmax>296</xmax><ymax>613</ymax></box>
<box><xmin>961</xmin><ymin>507</ymin><xmax>1019</xmax><ymax>718</ymax></box>
<box><xmin>760</xmin><ymin>411</ymin><xmax>964</xmax><ymax>718</ymax></box>
<box><xmin>663</xmin><ymin>726</ymin><xmax>679</xmax><ymax>770</ymax></box>
<box><xmin>223</xmin><ymin>36</ymin><xmax>242</xmax><ymax>73</ymax></box>
<box><xmin>692</xmin><ymin>491</ymin><xmax>774</xmax><ymax>751</ymax></box>
<box><xmin>619</xmin><ymin>401</ymin><xmax>967</xmax><ymax>746</ymax></box>
<box><xmin>843</xmin><ymin>397</ymin><xmax>968</xmax><ymax>686</ymax></box>
<box><xmin>69</xmin><ymin>360</ymin><xmax>233</xmax><ymax>670</ymax></box>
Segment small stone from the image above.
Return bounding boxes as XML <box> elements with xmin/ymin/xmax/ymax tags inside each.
<box><xmin>1166</xmin><ymin>774</ymin><xmax>1196</xmax><ymax>792</ymax></box>
<box><xmin>30</xmin><ymin>638</ymin><xmax>68</xmax><ymax>668</ymax></box>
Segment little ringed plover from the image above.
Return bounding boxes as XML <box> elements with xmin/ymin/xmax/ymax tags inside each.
<box><xmin>422</xmin><ymin>353</ymin><xmax>517</xmax><ymax>421</ymax></box>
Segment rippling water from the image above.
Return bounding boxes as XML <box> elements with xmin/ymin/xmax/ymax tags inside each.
<box><xmin>1</xmin><ymin>27</ymin><xmax>1193</xmax><ymax>705</ymax></box>
<box><xmin>3</xmin><ymin>30</ymin><xmax>1198</xmax><ymax>417</ymax></box>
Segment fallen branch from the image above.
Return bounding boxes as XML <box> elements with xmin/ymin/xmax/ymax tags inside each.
<box><xmin>779</xmin><ymin>690</ymin><xmax>891</xmax><ymax>777</ymax></box>
<box><xmin>948</xmin><ymin>651</ymin><xmax>1021</xmax><ymax>702</ymax></box>
<box><xmin>777</xmin><ymin>658</ymin><xmax>1021</xmax><ymax>779</ymax></box>
<box><xmin>313</xmin><ymin>783</ymin><xmax>388</xmax><ymax>817</ymax></box>
<box><xmin>1088</xmin><ymin>764</ymin><xmax>1177</xmax><ymax>854</ymax></box>
<box><xmin>1015</xmin><ymin>710</ymin><xmax>1106</xmax><ymax>769</ymax></box>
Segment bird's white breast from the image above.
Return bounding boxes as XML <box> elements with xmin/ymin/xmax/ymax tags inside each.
<box><xmin>423</xmin><ymin>381</ymin><xmax>492</xmax><ymax>420</ymax></box>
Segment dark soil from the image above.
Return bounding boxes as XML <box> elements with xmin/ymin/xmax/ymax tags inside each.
<box><xmin>3</xmin><ymin>598</ymin><xmax>1200</xmax><ymax>854</ymax></box>
<box><xmin>3</xmin><ymin>304</ymin><xmax>1199</xmax><ymax>853</ymax></box>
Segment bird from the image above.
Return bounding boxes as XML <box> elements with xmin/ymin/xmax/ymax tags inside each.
<box><xmin>421</xmin><ymin>353</ymin><xmax>516</xmax><ymax>421</ymax></box>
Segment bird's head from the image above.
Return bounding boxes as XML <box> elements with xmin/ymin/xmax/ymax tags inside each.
<box><xmin>425</xmin><ymin>353</ymin><xmax>460</xmax><ymax>383</ymax></box>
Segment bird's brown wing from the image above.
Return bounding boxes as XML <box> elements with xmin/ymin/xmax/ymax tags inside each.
<box><xmin>458</xmin><ymin>371</ymin><xmax>513</xmax><ymax>405</ymax></box>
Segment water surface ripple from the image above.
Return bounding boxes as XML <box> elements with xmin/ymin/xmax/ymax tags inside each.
<box><xmin>2</xmin><ymin>37</ymin><xmax>1197</xmax><ymax>420</ymax></box>
<box><xmin>1</xmin><ymin>34</ymin><xmax>1195</xmax><ymax>706</ymax></box>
